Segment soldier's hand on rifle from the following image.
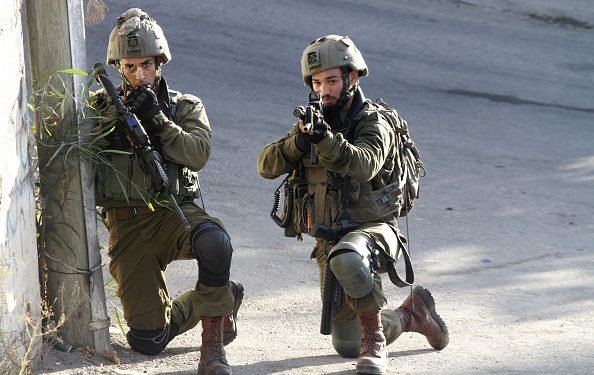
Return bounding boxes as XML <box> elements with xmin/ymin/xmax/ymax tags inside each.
<box><xmin>298</xmin><ymin>107</ymin><xmax>330</xmax><ymax>144</ymax></box>
<box><xmin>125</xmin><ymin>85</ymin><xmax>169</xmax><ymax>135</ymax></box>
<box><xmin>293</xmin><ymin>106</ymin><xmax>311</xmax><ymax>152</ymax></box>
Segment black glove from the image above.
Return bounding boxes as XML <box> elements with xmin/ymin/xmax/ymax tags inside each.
<box><xmin>295</xmin><ymin>104</ymin><xmax>330</xmax><ymax>144</ymax></box>
<box><xmin>306</xmin><ymin>113</ymin><xmax>331</xmax><ymax>143</ymax></box>
<box><xmin>311</xmin><ymin>119</ymin><xmax>330</xmax><ymax>143</ymax></box>
<box><xmin>126</xmin><ymin>85</ymin><xmax>168</xmax><ymax>134</ymax></box>
<box><xmin>295</xmin><ymin>130</ymin><xmax>312</xmax><ymax>152</ymax></box>
<box><xmin>292</xmin><ymin>106</ymin><xmax>309</xmax><ymax>151</ymax></box>
<box><xmin>295</xmin><ymin>119</ymin><xmax>330</xmax><ymax>151</ymax></box>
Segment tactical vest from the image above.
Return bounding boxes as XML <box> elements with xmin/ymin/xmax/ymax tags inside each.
<box><xmin>295</xmin><ymin>101</ymin><xmax>400</xmax><ymax>236</ymax></box>
<box><xmin>94</xmin><ymin>90</ymin><xmax>201</xmax><ymax>207</ymax></box>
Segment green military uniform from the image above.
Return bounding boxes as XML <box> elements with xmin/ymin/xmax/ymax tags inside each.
<box><xmin>98</xmin><ymin>9</ymin><xmax>238</xmax><ymax>372</ymax></box>
<box><xmin>257</xmin><ymin>94</ymin><xmax>406</xmax><ymax>351</ymax></box>
<box><xmin>94</xmin><ymin>87</ymin><xmax>234</xmax><ymax>333</ymax></box>
<box><xmin>258</xmin><ymin>35</ymin><xmax>448</xmax><ymax>374</ymax></box>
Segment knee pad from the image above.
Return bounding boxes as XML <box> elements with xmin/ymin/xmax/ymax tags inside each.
<box><xmin>331</xmin><ymin>319</ymin><xmax>361</xmax><ymax>358</ymax></box>
<box><xmin>328</xmin><ymin>232</ymin><xmax>374</xmax><ymax>299</ymax></box>
<box><xmin>190</xmin><ymin>222</ymin><xmax>233</xmax><ymax>287</ymax></box>
<box><xmin>126</xmin><ymin>324</ymin><xmax>179</xmax><ymax>355</ymax></box>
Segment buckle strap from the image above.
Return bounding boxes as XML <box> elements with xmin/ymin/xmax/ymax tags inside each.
<box><xmin>386</xmin><ymin>245</ymin><xmax>414</xmax><ymax>287</ymax></box>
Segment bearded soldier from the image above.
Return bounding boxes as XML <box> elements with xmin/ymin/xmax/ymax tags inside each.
<box><xmin>92</xmin><ymin>8</ymin><xmax>241</xmax><ymax>374</ymax></box>
<box><xmin>257</xmin><ymin>35</ymin><xmax>449</xmax><ymax>374</ymax></box>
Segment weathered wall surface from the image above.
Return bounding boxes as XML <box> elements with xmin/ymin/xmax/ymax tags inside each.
<box><xmin>0</xmin><ymin>0</ymin><xmax>42</xmax><ymax>371</ymax></box>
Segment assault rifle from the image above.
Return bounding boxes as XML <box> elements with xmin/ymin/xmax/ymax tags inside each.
<box><xmin>93</xmin><ymin>63</ymin><xmax>190</xmax><ymax>230</ymax></box>
<box><xmin>293</xmin><ymin>91</ymin><xmax>323</xmax><ymax>164</ymax></box>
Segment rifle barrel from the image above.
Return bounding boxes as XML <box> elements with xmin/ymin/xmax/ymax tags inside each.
<box><xmin>93</xmin><ymin>63</ymin><xmax>127</xmax><ymax>115</ymax></box>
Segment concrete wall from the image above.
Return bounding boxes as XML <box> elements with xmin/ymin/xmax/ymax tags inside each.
<box><xmin>0</xmin><ymin>0</ymin><xmax>42</xmax><ymax>371</ymax></box>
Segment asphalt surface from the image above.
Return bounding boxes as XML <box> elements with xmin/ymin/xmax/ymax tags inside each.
<box><xmin>35</xmin><ymin>0</ymin><xmax>593</xmax><ymax>374</ymax></box>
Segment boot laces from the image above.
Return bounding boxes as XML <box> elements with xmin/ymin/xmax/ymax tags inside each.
<box><xmin>203</xmin><ymin>319</ymin><xmax>226</xmax><ymax>363</ymax></box>
<box><xmin>360</xmin><ymin>318</ymin><xmax>385</xmax><ymax>357</ymax></box>
<box><xmin>361</xmin><ymin>332</ymin><xmax>385</xmax><ymax>357</ymax></box>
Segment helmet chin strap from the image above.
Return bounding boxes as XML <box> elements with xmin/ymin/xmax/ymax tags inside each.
<box><xmin>322</xmin><ymin>70</ymin><xmax>357</xmax><ymax>122</ymax></box>
<box><xmin>153</xmin><ymin>58</ymin><xmax>163</xmax><ymax>88</ymax></box>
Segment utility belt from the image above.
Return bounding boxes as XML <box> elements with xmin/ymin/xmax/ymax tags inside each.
<box><xmin>105</xmin><ymin>206</ymin><xmax>165</xmax><ymax>222</ymax></box>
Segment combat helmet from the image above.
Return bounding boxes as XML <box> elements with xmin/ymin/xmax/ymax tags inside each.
<box><xmin>300</xmin><ymin>35</ymin><xmax>368</xmax><ymax>86</ymax></box>
<box><xmin>107</xmin><ymin>8</ymin><xmax>171</xmax><ymax>66</ymax></box>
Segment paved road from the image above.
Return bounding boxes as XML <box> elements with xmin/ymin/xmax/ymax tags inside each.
<box><xmin>37</xmin><ymin>0</ymin><xmax>594</xmax><ymax>374</ymax></box>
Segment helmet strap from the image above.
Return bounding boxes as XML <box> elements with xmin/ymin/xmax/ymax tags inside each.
<box><xmin>154</xmin><ymin>59</ymin><xmax>163</xmax><ymax>90</ymax></box>
<box><xmin>322</xmin><ymin>69</ymin><xmax>357</xmax><ymax>121</ymax></box>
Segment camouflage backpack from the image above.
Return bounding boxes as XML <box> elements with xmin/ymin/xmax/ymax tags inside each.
<box><xmin>373</xmin><ymin>98</ymin><xmax>425</xmax><ymax>218</ymax></box>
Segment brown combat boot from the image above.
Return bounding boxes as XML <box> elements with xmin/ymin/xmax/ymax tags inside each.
<box><xmin>198</xmin><ymin>316</ymin><xmax>231</xmax><ymax>375</ymax></box>
<box><xmin>223</xmin><ymin>280</ymin><xmax>244</xmax><ymax>346</ymax></box>
<box><xmin>356</xmin><ymin>311</ymin><xmax>388</xmax><ymax>375</ymax></box>
<box><xmin>396</xmin><ymin>285</ymin><xmax>449</xmax><ymax>350</ymax></box>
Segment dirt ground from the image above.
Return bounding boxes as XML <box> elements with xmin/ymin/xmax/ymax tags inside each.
<box><xmin>30</xmin><ymin>0</ymin><xmax>593</xmax><ymax>374</ymax></box>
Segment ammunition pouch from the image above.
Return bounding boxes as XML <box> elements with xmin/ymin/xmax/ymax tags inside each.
<box><xmin>289</xmin><ymin>185</ymin><xmax>310</xmax><ymax>237</ymax></box>
<box><xmin>271</xmin><ymin>172</ymin><xmax>309</xmax><ymax>238</ymax></box>
<box><xmin>167</xmin><ymin>163</ymin><xmax>201</xmax><ymax>199</ymax></box>
<box><xmin>371</xmin><ymin>181</ymin><xmax>402</xmax><ymax>220</ymax></box>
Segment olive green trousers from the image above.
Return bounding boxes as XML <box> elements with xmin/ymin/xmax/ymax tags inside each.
<box><xmin>106</xmin><ymin>202</ymin><xmax>234</xmax><ymax>332</ymax></box>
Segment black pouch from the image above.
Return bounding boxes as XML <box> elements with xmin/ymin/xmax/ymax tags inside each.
<box><xmin>285</xmin><ymin>175</ymin><xmax>309</xmax><ymax>238</ymax></box>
